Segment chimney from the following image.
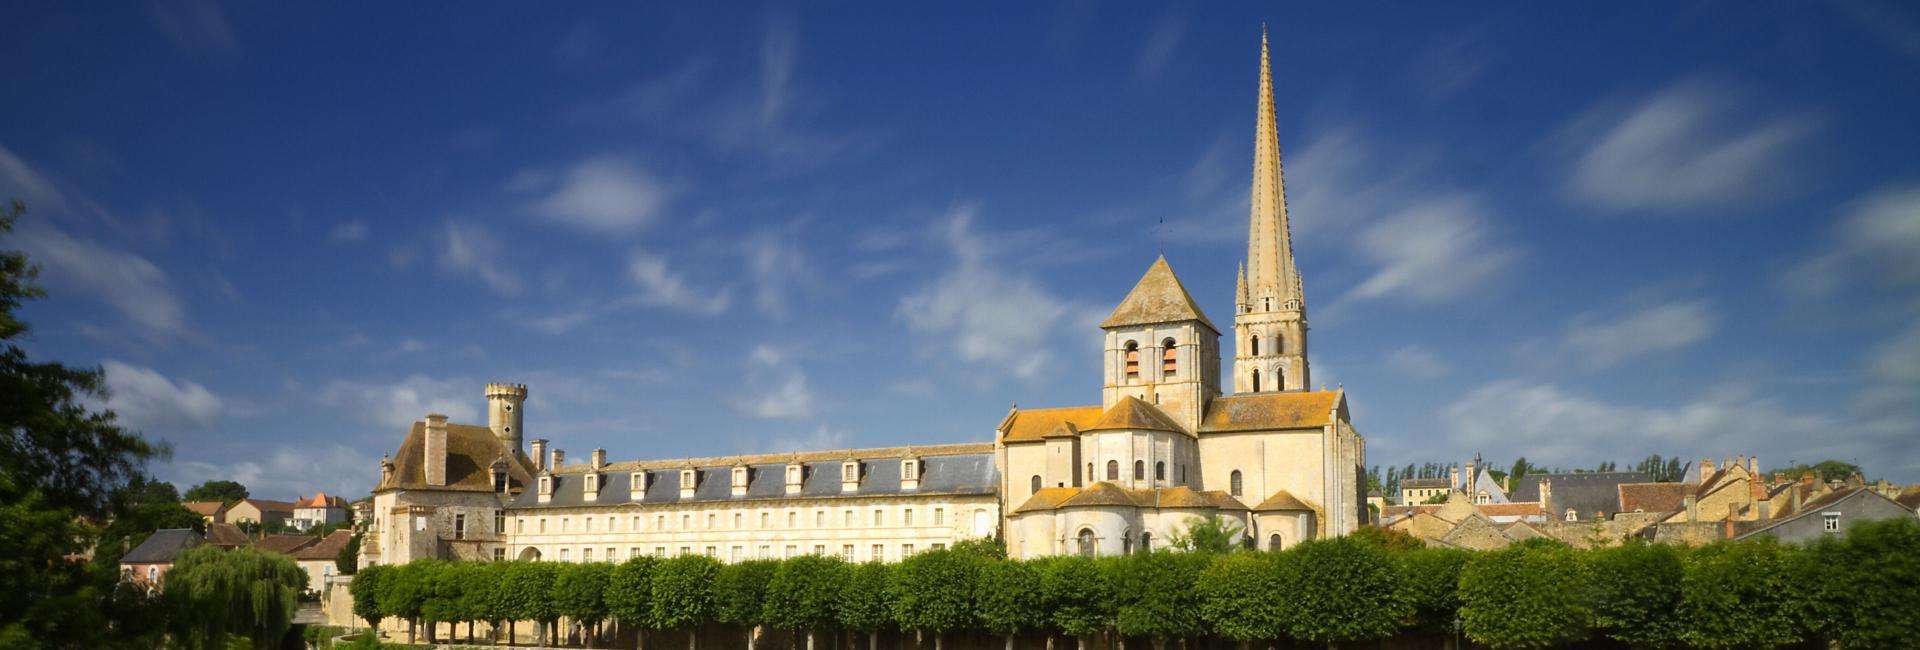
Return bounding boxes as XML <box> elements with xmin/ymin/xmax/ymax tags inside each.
<box><xmin>1684</xmin><ymin>494</ymin><xmax>1698</xmax><ymax>520</ymax></box>
<box><xmin>551</xmin><ymin>448</ymin><xmax>565</xmax><ymax>470</ymax></box>
<box><xmin>423</xmin><ymin>414</ymin><xmax>449</xmax><ymax>486</ymax></box>
<box><xmin>1449</xmin><ymin>465</ymin><xmax>1462</xmax><ymax>492</ymax></box>
<box><xmin>1700</xmin><ymin>457</ymin><xmax>1715</xmax><ymax>477</ymax></box>
<box><xmin>1748</xmin><ymin>456</ymin><xmax>1758</xmax><ymax>475</ymax></box>
<box><xmin>379</xmin><ymin>454</ymin><xmax>394</xmax><ymax>485</ymax></box>
<box><xmin>1539</xmin><ymin>478</ymin><xmax>1553</xmax><ymax>513</ymax></box>
<box><xmin>530</xmin><ymin>439</ymin><xmax>548</xmax><ymax>471</ymax></box>
<box><xmin>591</xmin><ymin>448</ymin><xmax>606</xmax><ymax>470</ymax></box>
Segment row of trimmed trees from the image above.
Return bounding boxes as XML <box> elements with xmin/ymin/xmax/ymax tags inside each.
<box><xmin>349</xmin><ymin>518</ymin><xmax>1920</xmax><ymax>650</ymax></box>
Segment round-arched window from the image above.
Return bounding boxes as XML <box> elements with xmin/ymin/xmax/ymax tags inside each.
<box><xmin>1268</xmin><ymin>534</ymin><xmax>1282</xmax><ymax>551</ymax></box>
<box><xmin>1106</xmin><ymin>460</ymin><xmax>1119</xmax><ymax>481</ymax></box>
<box><xmin>1133</xmin><ymin>460</ymin><xmax>1145</xmax><ymax>481</ymax></box>
<box><xmin>1155</xmin><ymin>461</ymin><xmax>1166</xmax><ymax>481</ymax></box>
<box><xmin>1030</xmin><ymin>475</ymin><xmax>1042</xmax><ymax>493</ymax></box>
<box><xmin>1230</xmin><ymin>470</ymin><xmax>1244</xmax><ymax>497</ymax></box>
<box><xmin>1077</xmin><ymin>529</ymin><xmax>1097</xmax><ymax>558</ymax></box>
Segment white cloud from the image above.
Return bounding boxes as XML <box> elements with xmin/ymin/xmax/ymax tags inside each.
<box><xmin>1868</xmin><ymin>321</ymin><xmax>1920</xmax><ymax>385</ymax></box>
<box><xmin>763</xmin><ymin>423</ymin><xmax>850</xmax><ymax>455</ymax></box>
<box><xmin>528</xmin><ymin>310</ymin><xmax>595</xmax><ymax>335</ymax></box>
<box><xmin>628</xmin><ymin>251</ymin><xmax>732</xmax><ymax>316</ymax></box>
<box><xmin>159</xmin><ymin>445</ymin><xmax>378</xmax><ymax>502</ymax></box>
<box><xmin>1564</xmin><ymin>300</ymin><xmax>1716</xmax><ymax>368</ymax></box>
<box><xmin>1384</xmin><ymin>345</ymin><xmax>1448</xmax><ymax>379</ymax></box>
<box><xmin>96</xmin><ymin>361</ymin><xmax>222</xmax><ymax>434</ymax></box>
<box><xmin>147</xmin><ymin>0</ymin><xmax>237</xmax><ymax>54</ymax></box>
<box><xmin>0</xmin><ymin>144</ymin><xmax>65</xmax><ymax>211</ymax></box>
<box><xmin>745</xmin><ymin>228</ymin><xmax>815</xmax><ymax>319</ymax></box>
<box><xmin>328</xmin><ymin>219</ymin><xmax>368</xmax><ymax>243</ymax></box>
<box><xmin>436</xmin><ymin>220</ymin><xmax>521</xmax><ymax>295</ymax></box>
<box><xmin>730</xmin><ymin>345</ymin><xmax>814</xmax><ymax>420</ymax></box>
<box><xmin>1779</xmin><ymin>185</ymin><xmax>1920</xmax><ymax>300</ymax></box>
<box><xmin>1441</xmin><ymin>380</ymin><xmax>1845</xmax><ymax>470</ymax></box>
<box><xmin>897</xmin><ymin>206</ymin><xmax>1079</xmax><ymax>380</ymax></box>
<box><xmin>1345</xmin><ymin>195</ymin><xmax>1514</xmax><ymax>304</ymax></box>
<box><xmin>524</xmin><ymin>156</ymin><xmax>671</xmax><ymax>232</ymax></box>
<box><xmin>317</xmin><ymin>374</ymin><xmax>478</xmax><ymax>431</ymax></box>
<box><xmin>1135</xmin><ymin>13</ymin><xmax>1185</xmax><ymax>80</ymax></box>
<box><xmin>14</xmin><ymin>221</ymin><xmax>188</xmax><ymax>338</ymax></box>
<box><xmin>1559</xmin><ymin>79</ymin><xmax>1816</xmax><ymax>212</ymax></box>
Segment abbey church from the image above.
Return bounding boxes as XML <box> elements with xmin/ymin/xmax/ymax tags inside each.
<box><xmin>359</xmin><ymin>34</ymin><xmax>1364</xmax><ymax>569</ymax></box>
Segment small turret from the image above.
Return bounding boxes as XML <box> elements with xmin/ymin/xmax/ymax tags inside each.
<box><xmin>485</xmin><ymin>383</ymin><xmax>529</xmax><ymax>451</ymax></box>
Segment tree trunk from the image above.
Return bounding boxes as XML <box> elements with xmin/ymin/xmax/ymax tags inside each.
<box><xmin>934</xmin><ymin>634</ymin><xmax>943</xmax><ymax>650</ymax></box>
<box><xmin>1006</xmin><ymin>634</ymin><xmax>1015</xmax><ymax>650</ymax></box>
<box><xmin>747</xmin><ymin>624</ymin><xmax>757</xmax><ymax>650</ymax></box>
<box><xmin>808</xmin><ymin>630</ymin><xmax>816</xmax><ymax>650</ymax></box>
<box><xmin>688</xmin><ymin>627</ymin><xmax>698</xmax><ymax>650</ymax></box>
<box><xmin>869</xmin><ymin>630</ymin><xmax>878</xmax><ymax>650</ymax></box>
<box><xmin>1045</xmin><ymin>635</ymin><xmax>1054</xmax><ymax>650</ymax></box>
<box><xmin>1077</xmin><ymin>637</ymin><xmax>1086</xmax><ymax>650</ymax></box>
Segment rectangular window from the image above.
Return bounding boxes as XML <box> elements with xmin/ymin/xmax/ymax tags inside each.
<box><xmin>608</xmin><ymin>516</ymin><xmax>615</xmax><ymax>530</ymax></box>
<box><xmin>873</xmin><ymin>508</ymin><xmax>884</xmax><ymax>526</ymax></box>
<box><xmin>844</xmin><ymin>510</ymin><xmax>853</xmax><ymax>526</ymax></box>
<box><xmin>678</xmin><ymin>546</ymin><xmax>690</xmax><ymax>557</ymax></box>
<box><xmin>654</xmin><ymin>546</ymin><xmax>666</xmax><ymax>557</ymax></box>
<box><xmin>539</xmin><ymin>518</ymin><xmax>547</xmax><ymax>533</ymax></box>
<box><xmin>681</xmin><ymin>514</ymin><xmax>690</xmax><ymax>529</ymax></box>
<box><xmin>656</xmin><ymin>514</ymin><xmax>664</xmax><ymax>529</ymax></box>
<box><xmin>788</xmin><ymin>511</ymin><xmax>797</xmax><ymax>527</ymax></box>
<box><xmin>584</xmin><ymin>517</ymin><xmax>592</xmax><ymax>532</ymax></box>
<box><xmin>815</xmin><ymin>510</ymin><xmax>825</xmax><ymax>527</ymax></box>
<box><xmin>516</xmin><ymin>518</ymin><xmax>525</xmax><ymax>534</ymax></box>
<box><xmin>813</xmin><ymin>544</ymin><xmax>826</xmax><ymax>556</ymax></box>
<box><xmin>935</xmin><ymin>508</ymin><xmax>945</xmax><ymax>525</ymax></box>
<box><xmin>872</xmin><ymin>544</ymin><xmax>885</xmax><ymax>561</ymax></box>
<box><xmin>559</xmin><ymin>548</ymin><xmax>570</xmax><ymax>562</ymax></box>
<box><xmin>705</xmin><ymin>545</ymin><xmax>717</xmax><ymax>557</ymax></box>
<box><xmin>760</xmin><ymin>512</ymin><xmax>770</xmax><ymax>528</ymax></box>
<box><xmin>606</xmin><ymin>547</ymin><xmax>615</xmax><ymax>562</ymax></box>
<box><xmin>758</xmin><ymin>545</ymin><xmax>770</xmax><ymax>559</ymax></box>
<box><xmin>495</xmin><ymin>510</ymin><xmax>505</xmax><ymax>535</ymax></box>
<box><xmin>841</xmin><ymin>544</ymin><xmax>854</xmax><ymax>561</ymax></box>
<box><xmin>932</xmin><ymin>543</ymin><xmax>946</xmax><ymax>551</ymax></box>
<box><xmin>731</xmin><ymin>546</ymin><xmax>742</xmax><ymax>562</ymax></box>
<box><xmin>902</xmin><ymin>543</ymin><xmax>915</xmax><ymax>557</ymax></box>
<box><xmin>784</xmin><ymin>544</ymin><xmax>796</xmax><ymax>558</ymax></box>
<box><xmin>584</xmin><ymin>547</ymin><xmax>594</xmax><ymax>562</ymax></box>
<box><xmin>492</xmin><ymin>548</ymin><xmax>505</xmax><ymax>562</ymax></box>
<box><xmin>562</xmin><ymin>517</ymin><xmax>570</xmax><ymax>532</ymax></box>
<box><xmin>629</xmin><ymin>547</ymin><xmax>640</xmax><ymax>560</ymax></box>
<box><xmin>706</xmin><ymin>513</ymin><xmax>715</xmax><ymax>529</ymax></box>
<box><xmin>1824</xmin><ymin>513</ymin><xmax>1841</xmax><ymax>532</ymax></box>
<box><xmin>632</xmin><ymin>516</ymin><xmax>640</xmax><ymax>530</ymax></box>
<box><xmin>454</xmin><ymin>514</ymin><xmax>466</xmax><ymax>540</ymax></box>
<box><xmin>734</xmin><ymin>513</ymin><xmax>742</xmax><ymax>529</ymax></box>
<box><xmin>904</xmin><ymin>509</ymin><xmax>914</xmax><ymax>526</ymax></box>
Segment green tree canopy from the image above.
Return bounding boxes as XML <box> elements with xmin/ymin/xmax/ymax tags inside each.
<box><xmin>1195</xmin><ymin>552</ymin><xmax>1281</xmax><ymax>644</ymax></box>
<box><xmin>1677</xmin><ymin>540</ymin><xmax>1804</xmax><ymax>649</ymax></box>
<box><xmin>1112</xmin><ymin>551</ymin><xmax>1210</xmax><ymax>643</ymax></box>
<box><xmin>975</xmin><ymin>558</ymin><xmax>1046</xmax><ymax>644</ymax></box>
<box><xmin>182</xmin><ymin>479</ymin><xmax>250</xmax><ymax>505</ymax></box>
<box><xmin>650</xmin><ymin>554</ymin><xmax>720</xmax><ymax>635</ymax></box>
<box><xmin>1773</xmin><ymin>460</ymin><xmax>1862</xmax><ymax>483</ymax></box>
<box><xmin>553</xmin><ymin>561</ymin><xmax>613</xmax><ymax>633</ymax></box>
<box><xmin>836</xmin><ymin>561</ymin><xmax>894</xmax><ymax>644</ymax></box>
<box><xmin>606</xmin><ymin>556</ymin><xmax>659</xmax><ymax>634</ymax></box>
<box><xmin>1798</xmin><ymin>517</ymin><xmax>1920</xmax><ymax>648</ymax></box>
<box><xmin>1588</xmin><ymin>541</ymin><xmax>1683</xmax><ymax>647</ymax></box>
<box><xmin>1170</xmin><ymin>515</ymin><xmax>1245</xmax><ymax>553</ymax></box>
<box><xmin>348</xmin><ymin>564</ymin><xmax>388</xmax><ymax>630</ymax></box>
<box><xmin>1398</xmin><ymin>547</ymin><xmax>1471</xmax><ymax>634</ymax></box>
<box><xmin>1276</xmin><ymin>537</ymin><xmax>1409</xmax><ymax>643</ymax></box>
<box><xmin>164</xmin><ymin>545</ymin><xmax>306</xmax><ymax>649</ymax></box>
<box><xmin>763</xmin><ymin>554</ymin><xmax>847</xmax><ymax>643</ymax></box>
<box><xmin>1459</xmin><ymin>539</ymin><xmax>1592</xmax><ymax>649</ymax></box>
<box><xmin>891</xmin><ymin>549</ymin><xmax>979</xmax><ymax>647</ymax></box>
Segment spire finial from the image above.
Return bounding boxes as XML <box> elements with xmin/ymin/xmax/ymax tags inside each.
<box><xmin>1246</xmin><ymin>27</ymin><xmax>1301</xmax><ymax>309</ymax></box>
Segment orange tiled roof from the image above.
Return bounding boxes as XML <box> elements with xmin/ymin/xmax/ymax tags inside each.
<box><xmin>291</xmin><ymin>530</ymin><xmax>355</xmax><ymax>561</ymax></box>
<box><xmin>1083</xmin><ymin>397</ymin><xmax>1188</xmax><ymax>435</ymax></box>
<box><xmin>1099</xmin><ymin>256</ymin><xmax>1218</xmax><ymax>332</ymax></box>
<box><xmin>1011</xmin><ymin>482</ymin><xmax>1250</xmax><ymax>513</ymax></box>
<box><xmin>999</xmin><ymin>405</ymin><xmax>1103</xmax><ymax>444</ymax></box>
<box><xmin>1252</xmin><ymin>489</ymin><xmax>1311</xmax><ymax>512</ymax></box>
<box><xmin>183</xmin><ymin>501</ymin><xmax>227</xmax><ymax>516</ymax></box>
<box><xmin>1198</xmin><ymin>391</ymin><xmax>1342</xmax><ymax>433</ymax></box>
<box><xmin>1619</xmin><ymin>482</ymin><xmax>1692</xmax><ymax>514</ymax></box>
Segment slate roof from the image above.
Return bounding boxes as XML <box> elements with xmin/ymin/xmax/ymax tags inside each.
<box><xmin>1511</xmin><ymin>472</ymin><xmax>1651</xmax><ymax>520</ymax></box>
<box><xmin>1400</xmin><ymin>478</ymin><xmax>1449</xmax><ymax>489</ymax></box>
<box><xmin>511</xmin><ymin>446</ymin><xmax>998</xmax><ymax>510</ymax></box>
<box><xmin>378</xmin><ymin>421</ymin><xmax>536</xmax><ymax>493</ymax></box>
<box><xmin>240</xmin><ymin>498</ymin><xmax>298</xmax><ymax>513</ymax></box>
<box><xmin>121</xmin><ymin>528</ymin><xmax>202</xmax><ymax>564</ymax></box>
<box><xmin>1099</xmin><ymin>256</ymin><xmax>1218</xmax><ymax>332</ymax></box>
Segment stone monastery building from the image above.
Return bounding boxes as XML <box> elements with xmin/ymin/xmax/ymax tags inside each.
<box><xmin>359</xmin><ymin>33</ymin><xmax>1365</xmax><ymax>569</ymax></box>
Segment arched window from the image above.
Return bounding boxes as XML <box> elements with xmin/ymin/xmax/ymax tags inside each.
<box><xmin>1252</xmin><ymin>369</ymin><xmax>1262</xmax><ymax>392</ymax></box>
<box><xmin>1155</xmin><ymin>461</ymin><xmax>1166</xmax><ymax>481</ymax></box>
<box><xmin>1140</xmin><ymin>532</ymin><xmax>1152</xmax><ymax>552</ymax></box>
<box><xmin>1106</xmin><ymin>460</ymin><xmax>1119</xmax><ymax>481</ymax></box>
<box><xmin>1123</xmin><ymin>535</ymin><xmax>1133</xmax><ymax>555</ymax></box>
<box><xmin>1271</xmin><ymin>333</ymin><xmax>1282</xmax><ymax>355</ymax></box>
<box><xmin>1133</xmin><ymin>460</ymin><xmax>1145</xmax><ymax>481</ymax></box>
<box><xmin>1123</xmin><ymin>341</ymin><xmax>1140</xmax><ymax>380</ymax></box>
<box><xmin>1087</xmin><ymin>463</ymin><xmax>1093</xmax><ymax>483</ymax></box>
<box><xmin>1268</xmin><ymin>534</ymin><xmax>1283</xmax><ymax>551</ymax></box>
<box><xmin>1161</xmin><ymin>338</ymin><xmax>1177</xmax><ymax>377</ymax></box>
<box><xmin>1250</xmin><ymin>335</ymin><xmax>1260</xmax><ymax>356</ymax></box>
<box><xmin>1077</xmin><ymin>529</ymin><xmax>1097</xmax><ymax>558</ymax></box>
<box><xmin>1230</xmin><ymin>470</ymin><xmax>1244</xmax><ymax>496</ymax></box>
<box><xmin>1030</xmin><ymin>475</ymin><xmax>1043</xmax><ymax>493</ymax></box>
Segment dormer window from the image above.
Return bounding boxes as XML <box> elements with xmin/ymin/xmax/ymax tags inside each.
<box><xmin>1161</xmin><ymin>338</ymin><xmax>1177</xmax><ymax>377</ymax></box>
<box><xmin>539</xmin><ymin>476</ymin><xmax>551</xmax><ymax>495</ymax></box>
<box><xmin>1124</xmin><ymin>341</ymin><xmax>1140</xmax><ymax>380</ymax></box>
<box><xmin>900</xmin><ymin>457</ymin><xmax>921</xmax><ymax>491</ymax></box>
<box><xmin>680</xmin><ymin>469</ymin><xmax>697</xmax><ymax>488</ymax></box>
<box><xmin>492</xmin><ymin>468</ymin><xmax>508</xmax><ymax>493</ymax></box>
<box><xmin>731</xmin><ymin>466</ymin><xmax>750</xmax><ymax>497</ymax></box>
<box><xmin>631</xmin><ymin>471</ymin><xmax>648</xmax><ymax>493</ymax></box>
<box><xmin>585</xmin><ymin>473</ymin><xmax>598</xmax><ymax>492</ymax></box>
<box><xmin>840</xmin><ymin>460</ymin><xmax>861</xmax><ymax>493</ymax></box>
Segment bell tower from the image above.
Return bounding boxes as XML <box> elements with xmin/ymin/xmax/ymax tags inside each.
<box><xmin>1234</xmin><ymin>29</ymin><xmax>1310</xmax><ymax>394</ymax></box>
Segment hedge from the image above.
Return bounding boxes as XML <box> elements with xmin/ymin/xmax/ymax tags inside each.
<box><xmin>342</xmin><ymin>516</ymin><xmax>1920</xmax><ymax>648</ymax></box>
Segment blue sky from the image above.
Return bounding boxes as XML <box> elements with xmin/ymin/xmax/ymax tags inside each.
<box><xmin>4</xmin><ymin>2</ymin><xmax>1918</xmax><ymax>498</ymax></box>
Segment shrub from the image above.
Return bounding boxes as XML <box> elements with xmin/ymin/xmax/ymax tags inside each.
<box><xmin>1195</xmin><ymin>552</ymin><xmax>1281</xmax><ymax>645</ymax></box>
<box><xmin>891</xmin><ymin>549</ymin><xmax>979</xmax><ymax>648</ymax></box>
<box><xmin>164</xmin><ymin>545</ymin><xmax>307</xmax><ymax>650</ymax></box>
<box><xmin>1111</xmin><ymin>551</ymin><xmax>1210</xmax><ymax>644</ymax></box>
<box><xmin>1677</xmin><ymin>539</ymin><xmax>1804</xmax><ymax>649</ymax></box>
<box><xmin>1588</xmin><ymin>541</ymin><xmax>1683</xmax><ymax>647</ymax></box>
<box><xmin>763</xmin><ymin>555</ymin><xmax>847</xmax><ymax>645</ymax></box>
<box><xmin>1798</xmin><ymin>517</ymin><xmax>1920</xmax><ymax>649</ymax></box>
<box><xmin>1397</xmin><ymin>547</ymin><xmax>1470</xmax><ymax>634</ymax></box>
<box><xmin>1277</xmin><ymin>537</ymin><xmax>1408</xmax><ymax>643</ymax></box>
<box><xmin>1459</xmin><ymin>539</ymin><xmax>1591</xmax><ymax>649</ymax></box>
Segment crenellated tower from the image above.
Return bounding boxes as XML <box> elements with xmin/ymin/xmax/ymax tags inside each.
<box><xmin>485</xmin><ymin>382</ymin><xmax>528</xmax><ymax>452</ymax></box>
<box><xmin>1233</xmin><ymin>29</ymin><xmax>1310</xmax><ymax>394</ymax></box>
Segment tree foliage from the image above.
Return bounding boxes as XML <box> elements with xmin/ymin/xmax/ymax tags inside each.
<box><xmin>763</xmin><ymin>554</ymin><xmax>845</xmax><ymax>639</ymax></box>
<box><xmin>1773</xmin><ymin>459</ymin><xmax>1862</xmax><ymax>483</ymax></box>
<box><xmin>1196</xmin><ymin>552</ymin><xmax>1281</xmax><ymax>643</ymax></box>
<box><xmin>163</xmin><ymin>545</ymin><xmax>306</xmax><ymax>649</ymax></box>
<box><xmin>835</xmin><ymin>561</ymin><xmax>894</xmax><ymax>637</ymax></box>
<box><xmin>1588</xmin><ymin>541</ymin><xmax>1683</xmax><ymax>647</ymax></box>
<box><xmin>1170</xmin><ymin>514</ymin><xmax>1245</xmax><ymax>553</ymax></box>
<box><xmin>650</xmin><ymin>554</ymin><xmax>719</xmax><ymax>633</ymax></box>
<box><xmin>1797</xmin><ymin>517</ymin><xmax>1920</xmax><ymax>648</ymax></box>
<box><xmin>1676</xmin><ymin>540</ymin><xmax>1804</xmax><ymax>649</ymax></box>
<box><xmin>1111</xmin><ymin>551</ymin><xmax>1209</xmax><ymax>642</ymax></box>
<box><xmin>1459</xmin><ymin>539</ymin><xmax>1592</xmax><ymax>649</ymax></box>
<box><xmin>1398</xmin><ymin>547</ymin><xmax>1470</xmax><ymax>634</ymax></box>
<box><xmin>892</xmin><ymin>549</ymin><xmax>980</xmax><ymax>642</ymax></box>
<box><xmin>1276</xmin><ymin>537</ymin><xmax>1408</xmax><ymax>643</ymax></box>
<box><xmin>181</xmin><ymin>480</ymin><xmax>250</xmax><ymax>505</ymax></box>
<box><xmin>605</xmin><ymin>556</ymin><xmax>659</xmax><ymax>632</ymax></box>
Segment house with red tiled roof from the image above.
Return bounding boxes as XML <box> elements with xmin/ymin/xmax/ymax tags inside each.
<box><xmin>226</xmin><ymin>498</ymin><xmax>297</xmax><ymax>528</ymax></box>
<box><xmin>291</xmin><ymin>492</ymin><xmax>350</xmax><ymax>531</ymax></box>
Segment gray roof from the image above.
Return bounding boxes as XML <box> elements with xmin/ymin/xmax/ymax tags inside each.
<box><xmin>1511</xmin><ymin>472</ymin><xmax>1651</xmax><ymax>520</ymax></box>
<box><xmin>509</xmin><ymin>453</ymin><xmax>998</xmax><ymax>510</ymax></box>
<box><xmin>122</xmin><ymin>528</ymin><xmax>202</xmax><ymax>564</ymax></box>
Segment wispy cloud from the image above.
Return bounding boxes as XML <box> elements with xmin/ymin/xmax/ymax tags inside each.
<box><xmin>1135</xmin><ymin>13</ymin><xmax>1185</xmax><ymax>81</ymax></box>
<box><xmin>147</xmin><ymin>0</ymin><xmax>237</xmax><ymax>54</ymax></box>
<box><xmin>1778</xmin><ymin>185</ymin><xmax>1920</xmax><ymax>301</ymax></box>
<box><xmin>95</xmin><ymin>361</ymin><xmax>223</xmax><ymax>435</ymax></box>
<box><xmin>157</xmin><ymin>444</ymin><xmax>378</xmax><ymax>501</ymax></box>
<box><xmin>1344</xmin><ymin>195</ymin><xmax>1515</xmax><ymax>305</ymax></box>
<box><xmin>729</xmin><ymin>345</ymin><xmax>814</xmax><ymax>420</ymax></box>
<box><xmin>897</xmin><ymin>205</ymin><xmax>1082</xmax><ymax>380</ymax></box>
<box><xmin>15</xmin><ymin>221</ymin><xmax>188</xmax><ymax>339</ymax></box>
<box><xmin>1555</xmin><ymin>78</ymin><xmax>1817</xmax><ymax>213</ymax></box>
<box><xmin>745</xmin><ymin>226</ymin><xmax>816</xmax><ymax>320</ymax></box>
<box><xmin>628</xmin><ymin>251</ymin><xmax>732</xmax><ymax>316</ymax></box>
<box><xmin>435</xmin><ymin>221</ymin><xmax>521</xmax><ymax>295</ymax></box>
<box><xmin>1563</xmin><ymin>300</ymin><xmax>1716</xmax><ymax>368</ymax></box>
<box><xmin>317</xmin><ymin>374</ymin><xmax>477</xmax><ymax>430</ymax></box>
<box><xmin>1384</xmin><ymin>345</ymin><xmax>1449</xmax><ymax>379</ymax></box>
<box><xmin>518</xmin><ymin>155</ymin><xmax>672</xmax><ymax>233</ymax></box>
<box><xmin>327</xmin><ymin>219</ymin><xmax>368</xmax><ymax>243</ymax></box>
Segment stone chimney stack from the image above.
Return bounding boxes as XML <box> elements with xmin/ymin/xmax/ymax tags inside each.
<box><xmin>530</xmin><ymin>439</ymin><xmax>548</xmax><ymax>471</ymax></box>
<box><xmin>551</xmin><ymin>448</ymin><xmax>565</xmax><ymax>470</ymax></box>
<box><xmin>1700</xmin><ymin>457</ymin><xmax>1716</xmax><ymax>477</ymax></box>
<box><xmin>379</xmin><ymin>454</ymin><xmax>394</xmax><ymax>486</ymax></box>
<box><xmin>1684</xmin><ymin>494</ymin><xmax>1699</xmax><ymax>520</ymax></box>
<box><xmin>1539</xmin><ymin>478</ymin><xmax>1554</xmax><ymax>513</ymax></box>
<box><xmin>591</xmin><ymin>448</ymin><xmax>607</xmax><ymax>470</ymax></box>
<box><xmin>423</xmin><ymin>414</ymin><xmax>449</xmax><ymax>486</ymax></box>
<box><xmin>1449</xmin><ymin>465</ymin><xmax>1462</xmax><ymax>492</ymax></box>
<box><xmin>1748</xmin><ymin>456</ymin><xmax>1758</xmax><ymax>475</ymax></box>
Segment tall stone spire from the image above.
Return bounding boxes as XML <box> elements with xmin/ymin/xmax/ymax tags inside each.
<box><xmin>1246</xmin><ymin>27</ymin><xmax>1302</xmax><ymax>311</ymax></box>
<box><xmin>1234</xmin><ymin>28</ymin><xmax>1310</xmax><ymax>394</ymax></box>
